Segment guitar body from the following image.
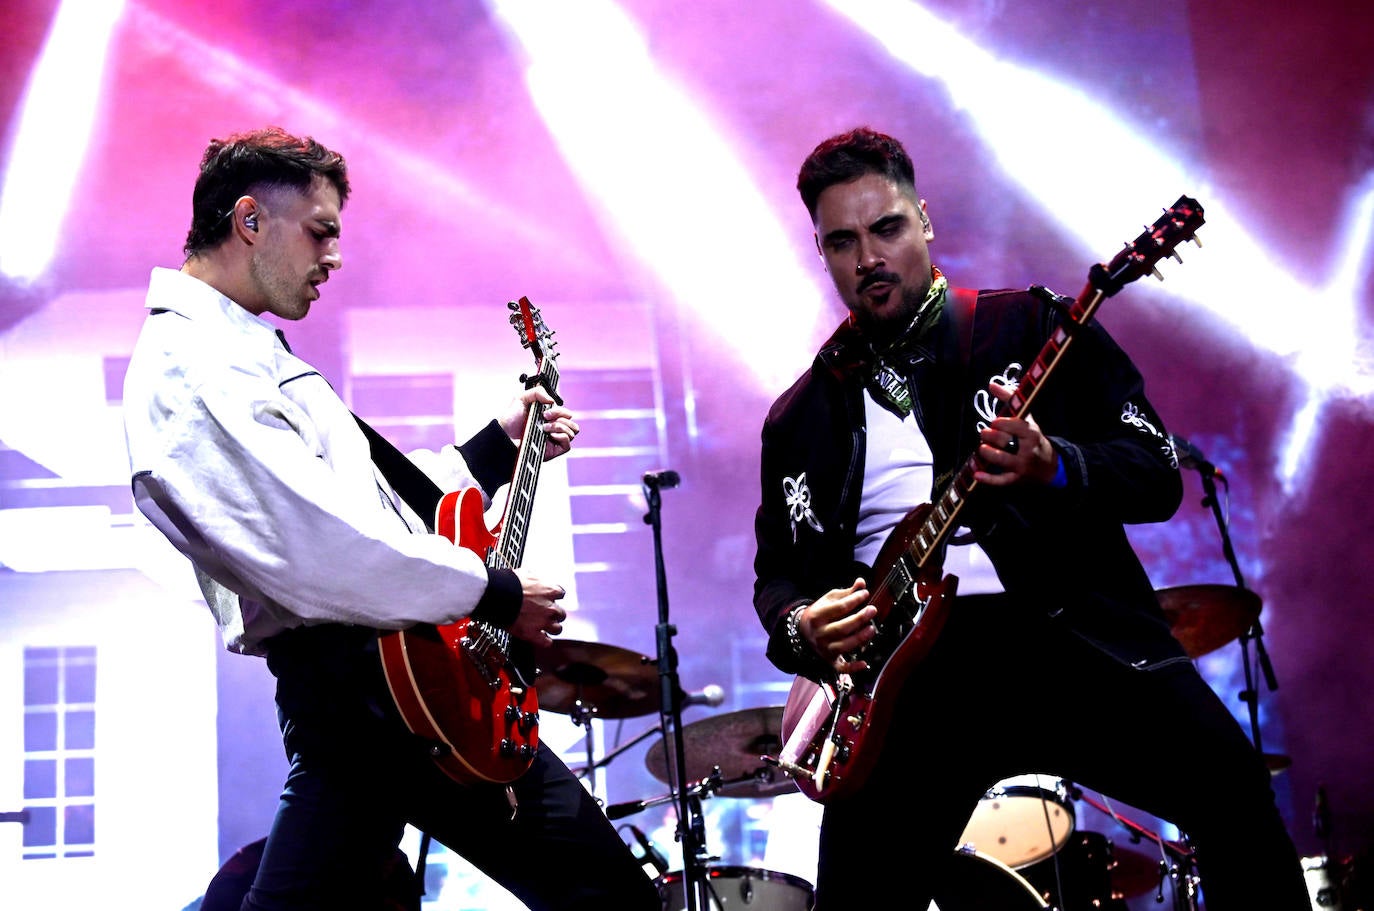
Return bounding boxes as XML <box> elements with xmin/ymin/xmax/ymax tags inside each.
<box><xmin>377</xmin><ymin>486</ymin><xmax>539</xmax><ymax>785</ymax></box>
<box><xmin>774</xmin><ymin>197</ymin><xmax>1206</xmax><ymax>804</ymax></box>
<box><xmin>375</xmin><ymin>296</ymin><xmax>563</xmax><ymax>787</ymax></box>
<box><xmin>780</xmin><ymin>504</ymin><xmax>958</xmax><ymax>803</ymax></box>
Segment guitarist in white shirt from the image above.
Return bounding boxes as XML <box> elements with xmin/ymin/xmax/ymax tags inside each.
<box><xmin>752</xmin><ymin>126</ymin><xmax>1309</xmax><ymax>910</ymax></box>
<box><xmin>123</xmin><ymin>126</ymin><xmax>660</xmax><ymax>911</ymax></box>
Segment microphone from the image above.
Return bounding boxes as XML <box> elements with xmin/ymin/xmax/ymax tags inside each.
<box><xmin>678</xmin><ymin>683</ymin><xmax>726</xmax><ymax>709</ymax></box>
<box><xmin>627</xmin><ymin>824</ymin><xmax>669</xmax><ymax>875</ymax></box>
<box><xmin>643</xmin><ymin>469</ymin><xmax>680</xmax><ymax>489</ymax></box>
<box><xmin>1171</xmin><ymin>434</ymin><xmax>1223</xmax><ymax>478</ymax></box>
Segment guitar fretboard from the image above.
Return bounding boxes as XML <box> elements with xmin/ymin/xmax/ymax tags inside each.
<box><xmin>493</xmin><ymin>357</ymin><xmax>560</xmax><ymax>570</ymax></box>
<box><xmin>902</xmin><ymin>287</ymin><xmax>1106</xmax><ymax>580</ymax></box>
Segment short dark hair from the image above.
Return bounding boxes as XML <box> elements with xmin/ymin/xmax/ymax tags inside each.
<box><xmin>796</xmin><ymin>127</ymin><xmax>917</xmax><ymax>222</ymax></box>
<box><xmin>183</xmin><ymin>126</ymin><xmax>350</xmax><ymax>257</ymax></box>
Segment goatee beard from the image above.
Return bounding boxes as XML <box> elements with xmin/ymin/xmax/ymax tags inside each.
<box><xmin>860</xmin><ymin>285</ymin><xmax>927</xmax><ymax>347</ymax></box>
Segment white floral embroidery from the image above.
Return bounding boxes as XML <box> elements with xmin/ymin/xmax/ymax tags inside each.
<box><xmin>974</xmin><ymin>363</ymin><xmax>1023</xmax><ymax>432</ymax></box>
<box><xmin>1120</xmin><ymin>402</ymin><xmax>1161</xmax><ymax>438</ymax></box>
<box><xmin>783</xmin><ymin>472</ymin><xmax>824</xmax><ymax>542</ymax></box>
<box><xmin>1122</xmin><ymin>402</ymin><xmax>1175</xmax><ymax>464</ymax></box>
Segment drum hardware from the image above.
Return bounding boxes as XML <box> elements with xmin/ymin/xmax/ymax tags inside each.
<box><xmin>1069</xmin><ymin>783</ymin><xmax>1200</xmax><ymax>910</ymax></box>
<box><xmin>566</xmin><ymin>720</ymin><xmax>663</xmax><ymax>780</ymax></box>
<box><xmin>605</xmin><ymin>767</ymin><xmax>732</xmax><ymax>820</ymax></box>
<box><xmin>656</xmin><ymin>865</ymin><xmax>814</xmax><ymax>911</ymax></box>
<box><xmin>1303</xmin><ymin>786</ymin><xmax>1352</xmax><ymax>909</ymax></box>
<box><xmin>929</xmin><ymin>847</ymin><xmax>1049</xmax><ymax>910</ymax></box>
<box><xmin>1021</xmin><ymin>830</ymin><xmax>1132</xmax><ymax>911</ymax></box>
<box><xmin>645</xmin><ymin>706</ymin><xmax>797</xmax><ymax>799</ymax></box>
<box><xmin>532</xmin><ymin>638</ymin><xmax>661</xmax><ymax>793</ymax></box>
<box><xmin>1103</xmin><ymin>842</ymin><xmax>1163</xmax><ymax>900</ymax></box>
<box><xmin>1164</xmin><ymin>437</ymin><xmax>1283</xmax><ymax>770</ymax></box>
<box><xmin>1302</xmin><ymin>854</ymin><xmax>1348</xmax><ymax>910</ymax></box>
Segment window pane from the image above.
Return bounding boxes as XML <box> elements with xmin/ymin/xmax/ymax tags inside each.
<box><xmin>24</xmin><ymin>710</ymin><xmax>57</xmax><ymax>751</ymax></box>
<box><xmin>65</xmin><ymin>804</ymin><xmax>95</xmax><ymax>845</ymax></box>
<box><xmin>22</xmin><ymin>805</ymin><xmax>55</xmax><ymax>847</ymax></box>
<box><xmin>66</xmin><ymin>756</ymin><xmax>95</xmax><ymax>797</ymax></box>
<box><xmin>65</xmin><ymin>710</ymin><xmax>95</xmax><ymax>750</ymax></box>
<box><xmin>66</xmin><ymin>660</ymin><xmax>97</xmax><ymax>704</ymax></box>
<box><xmin>24</xmin><ymin>662</ymin><xmax>58</xmax><ymax>704</ymax></box>
<box><xmin>23</xmin><ymin>758</ymin><xmax>56</xmax><ymax>799</ymax></box>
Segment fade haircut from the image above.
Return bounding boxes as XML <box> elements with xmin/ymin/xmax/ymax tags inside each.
<box><xmin>796</xmin><ymin>127</ymin><xmax>918</xmax><ymax>222</ymax></box>
<box><xmin>183</xmin><ymin>126</ymin><xmax>350</xmax><ymax>257</ymax></box>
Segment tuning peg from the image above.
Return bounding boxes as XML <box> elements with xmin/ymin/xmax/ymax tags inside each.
<box><xmin>1192</xmin><ymin>233</ymin><xmax>1204</xmax><ymax>248</ymax></box>
<box><xmin>1150</xmin><ymin>266</ymin><xmax>1165</xmax><ymax>281</ymax></box>
<box><xmin>1170</xmin><ymin>249</ymin><xmax>1184</xmax><ymax>263</ymax></box>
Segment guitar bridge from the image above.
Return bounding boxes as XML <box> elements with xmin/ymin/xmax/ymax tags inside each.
<box><xmin>462</xmin><ymin>620</ymin><xmax>512</xmax><ymax>688</ymax></box>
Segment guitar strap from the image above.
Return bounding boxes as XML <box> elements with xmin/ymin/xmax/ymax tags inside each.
<box><xmin>946</xmin><ymin>285</ymin><xmax>979</xmax><ymax>469</ymax></box>
<box><xmin>950</xmin><ymin>286</ymin><xmax>978</xmax><ymax>374</ymax></box>
<box><xmin>943</xmin><ymin>287</ymin><xmax>979</xmax><ymax>547</ymax></box>
<box><xmin>353</xmin><ymin>414</ymin><xmax>442</xmax><ymax>534</ymax></box>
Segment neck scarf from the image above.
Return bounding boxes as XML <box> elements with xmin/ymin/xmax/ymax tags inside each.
<box><xmin>864</xmin><ymin>268</ymin><xmax>949</xmax><ymax>417</ymax></box>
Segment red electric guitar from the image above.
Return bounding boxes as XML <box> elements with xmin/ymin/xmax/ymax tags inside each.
<box><xmin>377</xmin><ymin>296</ymin><xmax>559</xmax><ymax>785</ymax></box>
<box><xmin>774</xmin><ymin>196</ymin><xmax>1206</xmax><ymax>803</ymax></box>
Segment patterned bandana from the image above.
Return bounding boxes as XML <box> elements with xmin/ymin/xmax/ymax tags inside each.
<box><xmin>864</xmin><ymin>268</ymin><xmax>949</xmax><ymax>417</ymax></box>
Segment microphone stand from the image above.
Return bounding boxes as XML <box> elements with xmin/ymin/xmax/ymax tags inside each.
<box><xmin>1194</xmin><ymin>461</ymin><xmax>1278</xmax><ymax>752</ymax></box>
<box><xmin>642</xmin><ymin>470</ymin><xmax>708</xmax><ymax>911</ymax></box>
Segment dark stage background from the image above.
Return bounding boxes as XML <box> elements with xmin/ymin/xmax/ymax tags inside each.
<box><xmin>2</xmin><ymin>1</ymin><xmax>1371</xmax><ymax>908</ymax></box>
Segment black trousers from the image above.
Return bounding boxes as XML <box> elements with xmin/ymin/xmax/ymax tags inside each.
<box><xmin>812</xmin><ymin>593</ymin><xmax>1311</xmax><ymax>911</ymax></box>
<box><xmin>239</xmin><ymin>625</ymin><xmax>661</xmax><ymax>911</ymax></box>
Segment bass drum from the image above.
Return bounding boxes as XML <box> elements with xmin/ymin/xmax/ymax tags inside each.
<box><xmin>1022</xmin><ymin>830</ymin><xmax>1130</xmax><ymax>911</ymax></box>
<box><xmin>929</xmin><ymin>849</ymin><xmax>1049</xmax><ymax>911</ymax></box>
<box><xmin>656</xmin><ymin>865</ymin><xmax>814</xmax><ymax>910</ymax></box>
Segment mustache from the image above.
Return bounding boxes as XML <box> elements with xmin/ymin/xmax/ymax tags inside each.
<box><xmin>857</xmin><ymin>270</ymin><xmax>902</xmax><ymax>293</ymax></box>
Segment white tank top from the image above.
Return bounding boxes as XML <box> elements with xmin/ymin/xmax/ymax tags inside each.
<box><xmin>854</xmin><ymin>389</ymin><xmax>1003</xmax><ymax>594</ymax></box>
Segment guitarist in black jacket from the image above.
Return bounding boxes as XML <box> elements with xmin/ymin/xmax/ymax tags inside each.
<box><xmin>752</xmin><ymin>126</ymin><xmax>1309</xmax><ymax>910</ymax></box>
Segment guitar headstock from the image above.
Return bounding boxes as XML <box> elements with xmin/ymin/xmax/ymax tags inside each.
<box><xmin>1091</xmin><ymin>195</ymin><xmax>1205</xmax><ymax>296</ymax></box>
<box><xmin>508</xmin><ymin>296</ymin><xmax>558</xmax><ymax>367</ymax></box>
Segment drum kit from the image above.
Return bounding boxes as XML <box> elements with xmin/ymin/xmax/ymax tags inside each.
<box><xmin>529</xmin><ymin>581</ymin><xmax>1275</xmax><ymax>911</ymax></box>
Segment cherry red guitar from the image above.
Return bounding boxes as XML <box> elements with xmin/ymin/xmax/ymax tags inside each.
<box><xmin>775</xmin><ymin>197</ymin><xmax>1206</xmax><ymax>803</ymax></box>
<box><xmin>377</xmin><ymin>296</ymin><xmax>559</xmax><ymax>785</ymax></box>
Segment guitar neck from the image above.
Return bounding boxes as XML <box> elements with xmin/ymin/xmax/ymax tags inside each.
<box><xmin>906</xmin><ymin>285</ymin><xmax>1107</xmax><ymax>572</ymax></box>
<box><xmin>492</xmin><ymin>360</ymin><xmax>560</xmax><ymax>570</ymax></box>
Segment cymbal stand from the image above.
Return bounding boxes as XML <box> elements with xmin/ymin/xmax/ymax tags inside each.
<box><xmin>567</xmin><ymin>695</ymin><xmax>601</xmax><ymax>793</ymax></box>
<box><xmin>1195</xmin><ymin>463</ymin><xmax>1278</xmax><ymax>753</ymax></box>
<box><xmin>642</xmin><ymin>469</ymin><xmax>710</xmax><ymax>911</ymax></box>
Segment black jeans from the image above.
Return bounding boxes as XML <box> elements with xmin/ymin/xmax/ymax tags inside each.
<box><xmin>240</xmin><ymin>625</ymin><xmax>660</xmax><ymax>911</ymax></box>
<box><xmin>812</xmin><ymin>593</ymin><xmax>1310</xmax><ymax>911</ymax></box>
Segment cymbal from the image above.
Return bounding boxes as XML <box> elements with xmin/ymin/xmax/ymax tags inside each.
<box><xmin>1156</xmin><ymin>584</ymin><xmax>1261</xmax><ymax>658</ymax></box>
<box><xmin>532</xmin><ymin>640</ymin><xmax>658</xmax><ymax>719</ymax></box>
<box><xmin>645</xmin><ymin>706</ymin><xmax>796</xmax><ymax>798</ymax></box>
